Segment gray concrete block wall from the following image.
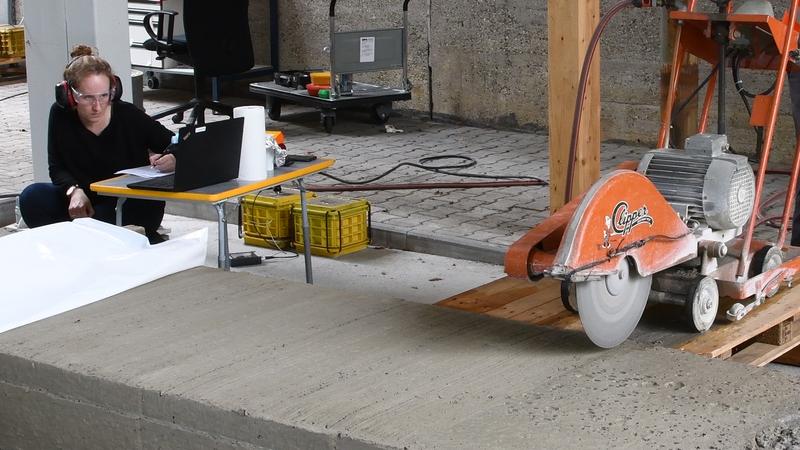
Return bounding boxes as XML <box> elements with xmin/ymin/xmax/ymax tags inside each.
<box><xmin>429</xmin><ymin>1</ymin><xmax>547</xmax><ymax>130</ymax></box>
<box><xmin>250</xmin><ymin>0</ymin><xmax>270</xmax><ymax>66</ymax></box>
<box><xmin>257</xmin><ymin>0</ymin><xmax>800</xmax><ymax>159</ymax></box>
<box><xmin>11</xmin><ymin>0</ymin><xmax>21</xmax><ymax>23</ymax></box>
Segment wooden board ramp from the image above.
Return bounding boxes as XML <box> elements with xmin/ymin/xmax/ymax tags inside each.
<box><xmin>437</xmin><ymin>276</ymin><xmax>800</xmax><ymax>367</ymax></box>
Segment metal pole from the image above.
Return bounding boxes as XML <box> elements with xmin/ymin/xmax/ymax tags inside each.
<box><xmin>215</xmin><ymin>202</ymin><xmax>230</xmax><ymax>270</ymax></box>
<box><xmin>329</xmin><ymin>15</ymin><xmax>338</xmax><ymax>99</ymax></box>
<box><xmin>402</xmin><ymin>9</ymin><xmax>409</xmax><ymax>91</ymax></box>
<box><xmin>297</xmin><ymin>179</ymin><xmax>314</xmax><ymax>284</ymax></box>
<box><xmin>776</xmin><ymin>138</ymin><xmax>800</xmax><ymax>247</ymax></box>
<box><xmin>715</xmin><ymin>1</ymin><xmax>730</xmax><ymax>135</ymax></box>
<box><xmin>716</xmin><ymin>27</ymin><xmax>727</xmax><ymax>135</ymax></box>
<box><xmin>115</xmin><ymin>198</ymin><xmax>126</xmax><ymax>226</ymax></box>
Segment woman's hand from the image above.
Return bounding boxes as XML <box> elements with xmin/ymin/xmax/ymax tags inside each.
<box><xmin>149</xmin><ymin>152</ymin><xmax>176</xmax><ymax>172</ymax></box>
<box><xmin>68</xmin><ymin>188</ymin><xmax>94</xmax><ymax>219</ymax></box>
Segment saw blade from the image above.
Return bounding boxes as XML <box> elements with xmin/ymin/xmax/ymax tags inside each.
<box><xmin>576</xmin><ymin>258</ymin><xmax>651</xmax><ymax>348</ymax></box>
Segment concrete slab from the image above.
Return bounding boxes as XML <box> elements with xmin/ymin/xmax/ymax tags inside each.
<box><xmin>2</xmin><ymin>267</ymin><xmax>800</xmax><ymax>448</ymax></box>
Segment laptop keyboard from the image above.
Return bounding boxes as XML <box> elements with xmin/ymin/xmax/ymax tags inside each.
<box><xmin>127</xmin><ymin>174</ymin><xmax>175</xmax><ymax>190</ymax></box>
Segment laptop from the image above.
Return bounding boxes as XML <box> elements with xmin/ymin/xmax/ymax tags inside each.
<box><xmin>127</xmin><ymin>117</ymin><xmax>245</xmax><ymax>192</ymax></box>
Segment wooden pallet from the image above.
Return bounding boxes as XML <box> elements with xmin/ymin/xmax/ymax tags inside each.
<box><xmin>437</xmin><ymin>276</ymin><xmax>800</xmax><ymax>367</ymax></box>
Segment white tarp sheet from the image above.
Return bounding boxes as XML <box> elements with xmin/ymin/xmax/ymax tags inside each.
<box><xmin>0</xmin><ymin>218</ymin><xmax>208</xmax><ymax>334</ymax></box>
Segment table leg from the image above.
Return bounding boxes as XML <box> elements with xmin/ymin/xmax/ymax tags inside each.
<box><xmin>214</xmin><ymin>202</ymin><xmax>230</xmax><ymax>270</ymax></box>
<box><xmin>115</xmin><ymin>198</ymin><xmax>126</xmax><ymax>226</ymax></box>
<box><xmin>297</xmin><ymin>179</ymin><xmax>313</xmax><ymax>284</ymax></box>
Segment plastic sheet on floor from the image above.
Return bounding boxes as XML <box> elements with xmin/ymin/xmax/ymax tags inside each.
<box><xmin>0</xmin><ymin>218</ymin><xmax>208</xmax><ymax>334</ymax></box>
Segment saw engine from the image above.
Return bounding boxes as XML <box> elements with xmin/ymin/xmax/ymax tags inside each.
<box><xmin>638</xmin><ymin>134</ymin><xmax>756</xmax><ymax>233</ymax></box>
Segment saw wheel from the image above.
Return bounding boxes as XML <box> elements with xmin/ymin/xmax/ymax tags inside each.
<box><xmin>751</xmin><ymin>245</ymin><xmax>783</xmax><ymax>298</ymax></box>
<box><xmin>560</xmin><ymin>281</ymin><xmax>578</xmax><ymax>313</ymax></box>
<box><xmin>684</xmin><ymin>276</ymin><xmax>719</xmax><ymax>332</ymax></box>
<box><xmin>576</xmin><ymin>257</ymin><xmax>651</xmax><ymax>348</ymax></box>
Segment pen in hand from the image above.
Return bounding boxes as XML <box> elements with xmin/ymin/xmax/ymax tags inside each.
<box><xmin>151</xmin><ymin>134</ymin><xmax>179</xmax><ymax>170</ymax></box>
<box><xmin>151</xmin><ymin>150</ymin><xmax>170</xmax><ymax>167</ymax></box>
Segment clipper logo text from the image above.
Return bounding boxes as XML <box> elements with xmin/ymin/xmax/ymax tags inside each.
<box><xmin>610</xmin><ymin>201</ymin><xmax>653</xmax><ymax>236</ymax></box>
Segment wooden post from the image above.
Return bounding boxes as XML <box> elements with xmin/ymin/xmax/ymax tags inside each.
<box><xmin>661</xmin><ymin>10</ymin><xmax>698</xmax><ymax>149</ymax></box>
<box><xmin>548</xmin><ymin>0</ymin><xmax>600</xmax><ymax>212</ymax></box>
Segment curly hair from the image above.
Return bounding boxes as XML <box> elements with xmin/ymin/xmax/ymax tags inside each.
<box><xmin>63</xmin><ymin>44</ymin><xmax>115</xmax><ymax>89</ymax></box>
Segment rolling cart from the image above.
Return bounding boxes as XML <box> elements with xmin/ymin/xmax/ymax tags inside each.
<box><xmin>249</xmin><ymin>0</ymin><xmax>413</xmax><ymax>133</ymax></box>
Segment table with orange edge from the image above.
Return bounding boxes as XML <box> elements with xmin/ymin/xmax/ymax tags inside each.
<box><xmin>90</xmin><ymin>158</ymin><xmax>334</xmax><ymax>283</ymax></box>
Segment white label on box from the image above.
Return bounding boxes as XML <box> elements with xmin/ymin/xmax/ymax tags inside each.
<box><xmin>360</xmin><ymin>37</ymin><xmax>375</xmax><ymax>63</ymax></box>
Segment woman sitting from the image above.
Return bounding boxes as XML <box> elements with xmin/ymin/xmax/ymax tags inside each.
<box><xmin>19</xmin><ymin>45</ymin><xmax>176</xmax><ymax>244</ymax></box>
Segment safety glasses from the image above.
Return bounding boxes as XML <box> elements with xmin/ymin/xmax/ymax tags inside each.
<box><xmin>70</xmin><ymin>86</ymin><xmax>113</xmax><ymax>105</ymax></box>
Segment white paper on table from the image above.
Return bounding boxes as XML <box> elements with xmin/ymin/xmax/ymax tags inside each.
<box><xmin>0</xmin><ymin>218</ymin><xmax>208</xmax><ymax>334</ymax></box>
<box><xmin>115</xmin><ymin>165</ymin><xmax>174</xmax><ymax>178</ymax></box>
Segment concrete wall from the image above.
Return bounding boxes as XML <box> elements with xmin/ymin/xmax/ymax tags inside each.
<box><xmin>258</xmin><ymin>0</ymin><xmax>799</xmax><ymax>160</ymax></box>
<box><xmin>14</xmin><ymin>0</ymin><xmax>794</xmax><ymax>158</ymax></box>
<box><xmin>3</xmin><ymin>0</ymin><xmax>22</xmax><ymax>23</ymax></box>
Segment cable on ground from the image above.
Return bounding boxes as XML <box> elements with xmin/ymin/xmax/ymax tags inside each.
<box><xmin>318</xmin><ymin>155</ymin><xmax>547</xmax><ymax>185</ymax></box>
<box><xmin>0</xmin><ymin>91</ymin><xmax>27</xmax><ymax>102</ymax></box>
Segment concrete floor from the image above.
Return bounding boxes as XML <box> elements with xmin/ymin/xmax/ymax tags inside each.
<box><xmin>3</xmin><ymin>80</ymin><xmax>800</xmax><ymax>447</ymax></box>
<box><xmin>2</xmin><ymin>266</ymin><xmax>800</xmax><ymax>449</ymax></box>
<box><xmin>162</xmin><ymin>214</ymin><xmax>505</xmax><ymax>305</ymax></box>
<box><xmin>163</xmin><ymin>214</ymin><xmax>800</xmax><ymax>376</ymax></box>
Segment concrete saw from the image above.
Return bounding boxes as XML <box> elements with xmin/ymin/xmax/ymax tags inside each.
<box><xmin>504</xmin><ymin>134</ymin><xmax>800</xmax><ymax>348</ymax></box>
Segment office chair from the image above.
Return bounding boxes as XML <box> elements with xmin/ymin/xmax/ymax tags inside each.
<box><xmin>142</xmin><ymin>0</ymin><xmax>255</xmax><ymax>126</ymax></box>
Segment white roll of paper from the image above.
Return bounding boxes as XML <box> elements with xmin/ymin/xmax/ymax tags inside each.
<box><xmin>233</xmin><ymin>106</ymin><xmax>271</xmax><ymax>180</ymax></box>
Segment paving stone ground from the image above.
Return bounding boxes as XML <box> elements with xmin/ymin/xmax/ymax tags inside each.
<box><xmin>0</xmin><ymin>79</ymin><xmax>791</xmax><ymax>263</ymax></box>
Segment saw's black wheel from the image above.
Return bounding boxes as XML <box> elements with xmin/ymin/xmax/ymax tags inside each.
<box><xmin>560</xmin><ymin>281</ymin><xmax>578</xmax><ymax>313</ymax></box>
<box><xmin>171</xmin><ymin>111</ymin><xmax>184</xmax><ymax>124</ymax></box>
<box><xmin>683</xmin><ymin>276</ymin><xmax>719</xmax><ymax>333</ymax></box>
<box><xmin>373</xmin><ymin>102</ymin><xmax>392</xmax><ymax>124</ymax></box>
<box><xmin>751</xmin><ymin>245</ymin><xmax>782</xmax><ymax>298</ymax></box>
<box><xmin>146</xmin><ymin>75</ymin><xmax>160</xmax><ymax>89</ymax></box>
<box><xmin>323</xmin><ymin>115</ymin><xmax>335</xmax><ymax>133</ymax></box>
<box><xmin>267</xmin><ymin>99</ymin><xmax>282</xmax><ymax>120</ymax></box>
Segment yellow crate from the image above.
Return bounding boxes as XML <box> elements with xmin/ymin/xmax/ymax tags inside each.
<box><xmin>240</xmin><ymin>189</ymin><xmax>314</xmax><ymax>250</ymax></box>
<box><xmin>292</xmin><ymin>196</ymin><xmax>370</xmax><ymax>257</ymax></box>
<box><xmin>0</xmin><ymin>25</ymin><xmax>24</xmax><ymax>59</ymax></box>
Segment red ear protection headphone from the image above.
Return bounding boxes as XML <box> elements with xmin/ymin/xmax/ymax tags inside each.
<box><xmin>54</xmin><ymin>74</ymin><xmax>123</xmax><ymax>109</ymax></box>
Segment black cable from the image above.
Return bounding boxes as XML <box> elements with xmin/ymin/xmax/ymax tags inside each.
<box><xmin>732</xmin><ymin>52</ymin><xmax>775</xmax><ymax>99</ymax></box>
<box><xmin>563</xmin><ymin>230</ymin><xmax>693</xmax><ymax>281</ymax></box>
<box><xmin>670</xmin><ymin>61</ymin><xmax>721</xmax><ymax>126</ymax></box>
<box><xmin>669</xmin><ymin>48</ymin><xmax>741</xmax><ymax>137</ymax></box>
<box><xmin>0</xmin><ymin>194</ymin><xmax>19</xmax><ymax>199</ymax></box>
<box><xmin>0</xmin><ymin>91</ymin><xmax>27</xmax><ymax>102</ymax></box>
<box><xmin>319</xmin><ymin>155</ymin><xmax>547</xmax><ymax>185</ymax></box>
